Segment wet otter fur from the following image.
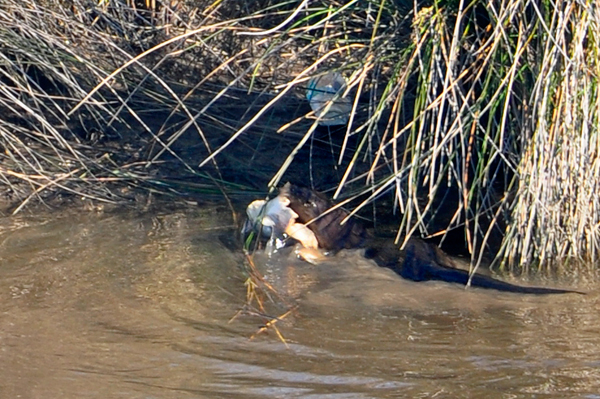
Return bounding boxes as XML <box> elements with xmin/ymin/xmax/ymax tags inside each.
<box><xmin>281</xmin><ymin>183</ymin><xmax>584</xmax><ymax>295</ymax></box>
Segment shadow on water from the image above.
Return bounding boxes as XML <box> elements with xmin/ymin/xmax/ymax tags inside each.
<box><xmin>0</xmin><ymin>204</ymin><xmax>599</xmax><ymax>398</ymax></box>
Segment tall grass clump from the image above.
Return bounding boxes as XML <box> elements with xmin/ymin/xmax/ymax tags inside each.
<box><xmin>0</xmin><ymin>0</ymin><xmax>264</xmax><ymax>211</ymax></box>
<box><xmin>350</xmin><ymin>0</ymin><xmax>600</xmax><ymax>273</ymax></box>
<box><xmin>501</xmin><ymin>1</ymin><xmax>600</xmax><ymax>271</ymax></box>
<box><xmin>389</xmin><ymin>0</ymin><xmax>600</xmax><ymax>272</ymax></box>
<box><xmin>0</xmin><ymin>0</ymin><xmax>179</xmax><ymax>210</ymax></box>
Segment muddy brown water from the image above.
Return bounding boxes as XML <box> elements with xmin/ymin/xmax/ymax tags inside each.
<box><xmin>1</xmin><ymin>205</ymin><xmax>599</xmax><ymax>398</ymax></box>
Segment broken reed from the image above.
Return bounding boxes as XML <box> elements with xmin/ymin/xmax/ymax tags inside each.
<box><xmin>0</xmin><ymin>0</ymin><xmax>598</xmax><ymax>272</ymax></box>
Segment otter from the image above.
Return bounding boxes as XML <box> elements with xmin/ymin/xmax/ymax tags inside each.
<box><xmin>279</xmin><ymin>183</ymin><xmax>584</xmax><ymax>295</ymax></box>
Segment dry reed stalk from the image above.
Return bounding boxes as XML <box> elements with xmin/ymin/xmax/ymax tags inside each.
<box><xmin>503</xmin><ymin>1</ymin><xmax>600</xmax><ymax>270</ymax></box>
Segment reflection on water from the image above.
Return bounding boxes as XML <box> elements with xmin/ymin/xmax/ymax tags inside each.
<box><xmin>0</xmin><ymin>205</ymin><xmax>599</xmax><ymax>398</ymax></box>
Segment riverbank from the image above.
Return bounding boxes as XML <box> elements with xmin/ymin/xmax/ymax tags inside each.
<box><xmin>1</xmin><ymin>0</ymin><xmax>598</xmax><ymax>273</ymax></box>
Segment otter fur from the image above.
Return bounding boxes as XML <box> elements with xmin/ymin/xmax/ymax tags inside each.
<box><xmin>280</xmin><ymin>183</ymin><xmax>584</xmax><ymax>295</ymax></box>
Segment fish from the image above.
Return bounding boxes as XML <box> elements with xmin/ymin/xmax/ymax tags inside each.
<box><xmin>243</xmin><ymin>195</ymin><xmax>297</xmax><ymax>240</ymax></box>
<box><xmin>242</xmin><ymin>193</ymin><xmax>320</xmax><ymax>256</ymax></box>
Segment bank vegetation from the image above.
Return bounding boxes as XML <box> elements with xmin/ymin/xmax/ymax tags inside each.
<box><xmin>0</xmin><ymin>0</ymin><xmax>598</xmax><ymax>273</ymax></box>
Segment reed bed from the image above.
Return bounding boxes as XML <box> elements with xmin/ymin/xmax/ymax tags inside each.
<box><xmin>0</xmin><ymin>0</ymin><xmax>598</xmax><ymax>273</ymax></box>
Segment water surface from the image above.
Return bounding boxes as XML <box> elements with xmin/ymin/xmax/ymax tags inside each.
<box><xmin>0</xmin><ymin>205</ymin><xmax>598</xmax><ymax>398</ymax></box>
